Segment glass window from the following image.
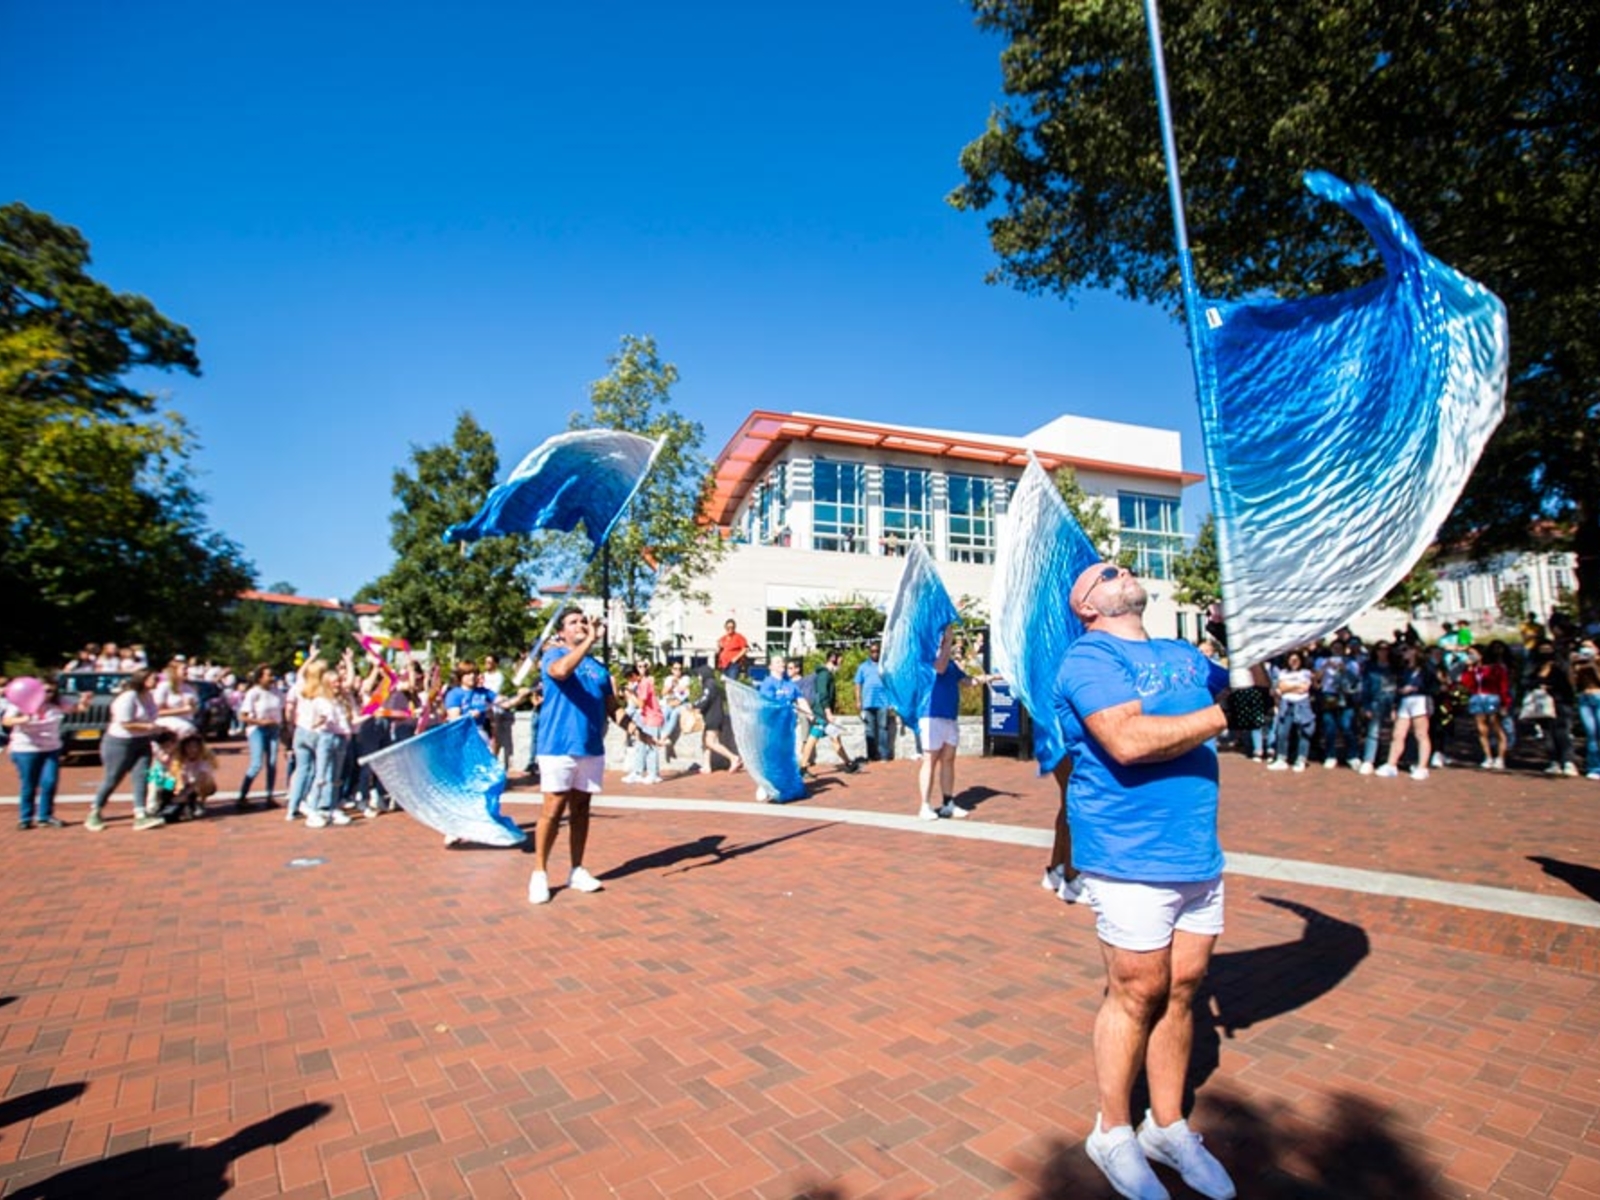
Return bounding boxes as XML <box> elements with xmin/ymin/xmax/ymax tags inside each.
<box><xmin>880</xmin><ymin>466</ymin><xmax>931</xmax><ymax>556</ymax></box>
<box><xmin>813</xmin><ymin>460</ymin><xmax>867</xmax><ymax>553</ymax></box>
<box><xmin>947</xmin><ymin>473</ymin><xmax>999</xmax><ymax>564</ymax></box>
<box><xmin>1117</xmin><ymin>492</ymin><xmax>1183</xmax><ymax>580</ymax></box>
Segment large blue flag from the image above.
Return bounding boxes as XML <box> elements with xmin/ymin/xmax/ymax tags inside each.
<box><xmin>879</xmin><ymin>541</ymin><xmax>960</xmax><ymax>723</ymax></box>
<box><xmin>444</xmin><ymin>428</ymin><xmax>662</xmax><ymax>548</ymax></box>
<box><xmin>990</xmin><ymin>457</ymin><xmax>1102</xmax><ymax>773</ymax></box>
<box><xmin>1194</xmin><ymin>172</ymin><xmax>1507</xmax><ymax>667</ymax></box>
<box><xmin>359</xmin><ymin>717</ymin><xmax>525</xmax><ymax>847</ymax></box>
<box><xmin>725</xmin><ymin>679</ymin><xmax>808</xmax><ymax>804</ymax></box>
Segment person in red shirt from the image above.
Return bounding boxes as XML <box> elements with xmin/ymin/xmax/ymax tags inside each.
<box><xmin>1461</xmin><ymin>642</ymin><xmax>1512</xmax><ymax>769</ymax></box>
<box><xmin>716</xmin><ymin>619</ymin><xmax>750</xmax><ymax>680</ymax></box>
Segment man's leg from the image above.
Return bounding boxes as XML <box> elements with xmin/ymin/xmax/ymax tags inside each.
<box><xmin>1144</xmin><ymin>930</ymin><xmax>1217</xmax><ymax>1125</ymax></box>
<box><xmin>568</xmin><ymin>793</ymin><xmax>592</xmax><ymax>867</ymax></box>
<box><xmin>1093</xmin><ymin>941</ymin><xmax>1172</xmax><ymax>1128</ymax></box>
<box><xmin>534</xmin><ymin>792</ymin><xmax>569</xmax><ymax>873</ymax></box>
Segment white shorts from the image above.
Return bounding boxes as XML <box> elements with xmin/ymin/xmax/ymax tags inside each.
<box><xmin>919</xmin><ymin>716</ymin><xmax>960</xmax><ymax>752</ymax></box>
<box><xmin>536</xmin><ymin>755</ymin><xmax>604</xmax><ymax>795</ymax></box>
<box><xmin>1080</xmin><ymin>874</ymin><xmax>1226</xmax><ymax>952</ymax></box>
<box><xmin>1396</xmin><ymin>695</ymin><xmax>1433</xmax><ymax>720</ymax></box>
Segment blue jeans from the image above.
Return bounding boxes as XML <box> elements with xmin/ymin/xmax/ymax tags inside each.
<box><xmin>239</xmin><ymin>724</ymin><xmax>279</xmax><ymax>800</ymax></box>
<box><xmin>1362</xmin><ymin>701</ymin><xmax>1396</xmax><ymax>764</ymax></box>
<box><xmin>1276</xmin><ymin>702</ymin><xmax>1314</xmax><ymax>763</ymax></box>
<box><xmin>630</xmin><ymin>723</ymin><xmax>662</xmax><ymax>778</ymax></box>
<box><xmin>1319</xmin><ymin>705</ymin><xmax>1356</xmax><ymax>764</ymax></box>
<box><xmin>285</xmin><ymin>727</ymin><xmax>318</xmax><ymax>815</ymax></box>
<box><xmin>12</xmin><ymin>750</ymin><xmax>61</xmax><ymax>823</ymax></box>
<box><xmin>92</xmin><ymin>735</ymin><xmax>153</xmax><ymax>816</ymax></box>
<box><xmin>862</xmin><ymin>707</ymin><xmax>892</xmax><ymax>761</ymax></box>
<box><xmin>313</xmin><ymin>731</ymin><xmax>350</xmax><ymax>813</ymax></box>
<box><xmin>1577</xmin><ymin>693</ymin><xmax>1600</xmax><ymax>771</ymax></box>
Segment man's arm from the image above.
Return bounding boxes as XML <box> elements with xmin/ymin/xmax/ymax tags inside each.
<box><xmin>1083</xmin><ymin>697</ymin><xmax>1228</xmax><ymax>766</ymax></box>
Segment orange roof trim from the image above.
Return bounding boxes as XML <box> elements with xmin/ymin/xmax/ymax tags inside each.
<box><xmin>702</xmin><ymin>410</ymin><xmax>1204</xmax><ymax>528</ymax></box>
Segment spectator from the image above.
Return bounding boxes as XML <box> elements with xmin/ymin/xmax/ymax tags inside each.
<box><xmin>716</xmin><ymin>619</ymin><xmax>751</xmax><ymax>679</ymax></box>
<box><xmin>153</xmin><ymin>658</ymin><xmax>200</xmax><ymax>736</ymax></box>
<box><xmin>306</xmin><ymin>666</ymin><xmax>356</xmax><ymax>828</ymax></box>
<box><xmin>3</xmin><ymin>678</ymin><xmax>67</xmax><ymax>829</ymax></box>
<box><xmin>1267</xmin><ymin>651</ymin><xmax>1315</xmax><ymax>772</ymax></box>
<box><xmin>1316</xmin><ymin>644</ymin><xmax>1362</xmax><ymax>769</ymax></box>
<box><xmin>621</xmin><ymin>661</ymin><xmax>665</xmax><ymax>785</ymax></box>
<box><xmin>1461</xmin><ymin>643</ymin><xmax>1511</xmax><ymax>769</ymax></box>
<box><xmin>86</xmin><ymin>670</ymin><xmax>164</xmax><ymax>831</ymax></box>
<box><xmin>480</xmin><ymin>654</ymin><xmax>517</xmax><ymax>774</ymax></box>
<box><xmin>801</xmin><ymin>650</ymin><xmax>860</xmax><ymax>774</ymax></box>
<box><xmin>283</xmin><ymin>659</ymin><xmax>328</xmax><ymax>821</ymax></box>
<box><xmin>1573</xmin><ymin>639</ymin><xmax>1600</xmax><ymax>780</ymax></box>
<box><xmin>854</xmin><ymin>643</ymin><xmax>892</xmax><ymax>762</ymax></box>
<box><xmin>236</xmin><ymin>665</ymin><xmax>284</xmax><ymax>808</ymax></box>
<box><xmin>1533</xmin><ymin>639</ymin><xmax>1579</xmax><ymax>777</ymax></box>
<box><xmin>692</xmin><ymin>666</ymin><xmax>740</xmax><ymax>773</ymax></box>
<box><xmin>1377</xmin><ymin>644</ymin><xmax>1435</xmax><ymax>780</ymax></box>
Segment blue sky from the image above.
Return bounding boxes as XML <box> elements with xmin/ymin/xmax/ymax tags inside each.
<box><xmin>3</xmin><ymin>0</ymin><xmax>1202</xmax><ymax>601</ymax></box>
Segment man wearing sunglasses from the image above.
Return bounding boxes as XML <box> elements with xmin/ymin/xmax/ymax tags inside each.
<box><xmin>1060</xmin><ymin>561</ymin><xmax>1240</xmax><ymax>1200</ymax></box>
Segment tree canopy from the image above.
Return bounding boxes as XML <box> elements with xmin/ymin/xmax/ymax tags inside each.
<box><xmin>568</xmin><ymin>335</ymin><xmax>726</xmax><ymax>614</ymax></box>
<box><xmin>361</xmin><ymin>413</ymin><xmax>540</xmax><ymax>660</ymax></box>
<box><xmin>0</xmin><ymin>204</ymin><xmax>251</xmax><ymax>668</ymax></box>
<box><xmin>952</xmin><ymin>0</ymin><xmax>1599</xmax><ymax>602</ymax></box>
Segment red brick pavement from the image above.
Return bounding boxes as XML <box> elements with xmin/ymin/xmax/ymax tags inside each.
<box><xmin>1</xmin><ymin>743</ymin><xmax>1597</xmax><ymax>1197</ymax></box>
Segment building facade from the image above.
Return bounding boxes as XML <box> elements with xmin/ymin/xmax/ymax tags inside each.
<box><xmin>651</xmin><ymin>410</ymin><xmax>1205</xmax><ymax>661</ymax></box>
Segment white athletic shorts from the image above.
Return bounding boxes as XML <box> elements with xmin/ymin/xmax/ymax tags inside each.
<box><xmin>536</xmin><ymin>754</ymin><xmax>604</xmax><ymax>795</ymax></box>
<box><xmin>1080</xmin><ymin>874</ymin><xmax>1226</xmax><ymax>952</ymax></box>
<box><xmin>1396</xmin><ymin>695</ymin><xmax>1433</xmax><ymax>720</ymax></box>
<box><xmin>918</xmin><ymin>716</ymin><xmax>960</xmax><ymax>752</ymax></box>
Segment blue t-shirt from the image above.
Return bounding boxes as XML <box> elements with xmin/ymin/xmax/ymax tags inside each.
<box><xmin>1060</xmin><ymin>632</ymin><xmax>1228</xmax><ymax>882</ymax></box>
<box><xmin>758</xmin><ymin>675</ymin><xmax>800</xmax><ymax>705</ymax></box>
<box><xmin>444</xmin><ymin>685</ymin><xmax>497</xmax><ymax>728</ymax></box>
<box><xmin>537</xmin><ymin>646</ymin><xmax>614</xmax><ymax>757</ymax></box>
<box><xmin>854</xmin><ymin>660</ymin><xmax>887</xmax><ymax>709</ymax></box>
<box><xmin>921</xmin><ymin>661</ymin><xmax>966</xmax><ymax>719</ymax></box>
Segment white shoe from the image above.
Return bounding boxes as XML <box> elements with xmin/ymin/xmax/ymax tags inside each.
<box><xmin>620</xmin><ymin>773</ymin><xmax>642</xmax><ymax>784</ymax></box>
<box><xmin>528</xmin><ymin>870</ymin><xmax>551</xmax><ymax>904</ymax></box>
<box><xmin>1266</xmin><ymin>760</ymin><xmax>1289</xmax><ymax>772</ymax></box>
<box><xmin>568</xmin><ymin>866</ymin><xmax>604</xmax><ymax>893</ymax></box>
<box><xmin>1291</xmin><ymin>761</ymin><xmax>1306</xmax><ymax>773</ymax></box>
<box><xmin>1042</xmin><ymin>864</ymin><xmax>1066</xmax><ymax>893</ymax></box>
<box><xmin>1374</xmin><ymin>764</ymin><xmax>1399</xmax><ymax>778</ymax></box>
<box><xmin>1563</xmin><ymin>763</ymin><xmax>1580</xmax><ymax>777</ymax></box>
<box><xmin>938</xmin><ymin>802</ymin><xmax>969</xmax><ymax>820</ymax></box>
<box><xmin>1586</xmin><ymin>771</ymin><xmax>1600</xmax><ymax>781</ymax></box>
<box><xmin>1480</xmin><ymin>759</ymin><xmax>1494</xmax><ymax>770</ymax></box>
<box><xmin>1430</xmin><ymin>752</ymin><xmax>1446</xmax><ymax>768</ymax></box>
<box><xmin>1410</xmin><ymin>767</ymin><xmax>1430</xmax><ymax>780</ymax></box>
<box><xmin>918</xmin><ymin>803</ymin><xmax>940</xmax><ymax>821</ymax></box>
<box><xmin>1544</xmin><ymin>763</ymin><xmax>1564</xmax><ymax>775</ymax></box>
<box><xmin>1137</xmin><ymin>1111</ymin><xmax>1236</xmax><ymax>1200</ymax></box>
<box><xmin>304</xmin><ymin>813</ymin><xmax>329</xmax><ymax>828</ymax></box>
<box><xmin>640</xmin><ymin>775</ymin><xmax>662</xmax><ymax>785</ymax></box>
<box><xmin>1058</xmin><ymin>873</ymin><xmax>1087</xmax><ymax>905</ymax></box>
<box><xmin>1087</xmin><ymin>1118</ymin><xmax>1169</xmax><ymax>1200</ymax></box>
<box><xmin>1323</xmin><ymin>758</ymin><xmax>1338</xmax><ymax>770</ymax></box>
<box><xmin>1357</xmin><ymin>761</ymin><xmax>1375</xmax><ymax>776</ymax></box>
<box><xmin>1493</xmin><ymin>758</ymin><xmax>1506</xmax><ymax>770</ymax></box>
<box><xmin>330</xmin><ymin>810</ymin><xmax>352</xmax><ymax>826</ymax></box>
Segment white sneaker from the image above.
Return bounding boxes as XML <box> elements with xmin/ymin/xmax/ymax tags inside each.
<box><xmin>528</xmin><ymin>870</ymin><xmax>551</xmax><ymax>904</ymax></box>
<box><xmin>1058</xmin><ymin>873</ymin><xmax>1087</xmax><ymax>905</ymax></box>
<box><xmin>1374</xmin><ymin>764</ymin><xmax>1399</xmax><ymax>778</ymax></box>
<box><xmin>1291</xmin><ymin>761</ymin><xmax>1306</xmax><ymax>773</ymax></box>
<box><xmin>1480</xmin><ymin>759</ymin><xmax>1494</xmax><ymax>770</ymax></box>
<box><xmin>1137</xmin><ymin>1111</ymin><xmax>1236</xmax><ymax>1200</ymax></box>
<box><xmin>620</xmin><ymin>773</ymin><xmax>642</xmax><ymax>784</ymax></box>
<box><xmin>1086</xmin><ymin>1118</ymin><xmax>1169</xmax><ymax>1200</ymax></box>
<box><xmin>1563</xmin><ymin>763</ymin><xmax>1580</xmax><ymax>777</ymax></box>
<box><xmin>1410</xmin><ymin>767</ymin><xmax>1430</xmax><ymax>780</ymax></box>
<box><xmin>1544</xmin><ymin>763</ymin><xmax>1563</xmax><ymax>776</ymax></box>
<box><xmin>938</xmin><ymin>802</ymin><xmax>969</xmax><ymax>820</ymax></box>
<box><xmin>304</xmin><ymin>813</ymin><xmax>329</xmax><ymax>829</ymax></box>
<box><xmin>1586</xmin><ymin>771</ymin><xmax>1600</xmax><ymax>781</ymax></box>
<box><xmin>1357</xmin><ymin>761</ymin><xmax>1375</xmax><ymax>776</ymax></box>
<box><xmin>1493</xmin><ymin>758</ymin><xmax>1506</xmax><ymax>770</ymax></box>
<box><xmin>1266</xmin><ymin>760</ymin><xmax>1289</xmax><ymax>772</ymax></box>
<box><xmin>1323</xmin><ymin>758</ymin><xmax>1338</xmax><ymax>770</ymax></box>
<box><xmin>330</xmin><ymin>810</ymin><xmax>352</xmax><ymax>826</ymax></box>
<box><xmin>640</xmin><ymin>775</ymin><xmax>662</xmax><ymax>785</ymax></box>
<box><xmin>568</xmin><ymin>866</ymin><xmax>604</xmax><ymax>893</ymax></box>
<box><xmin>1430</xmin><ymin>752</ymin><xmax>1446</xmax><ymax>768</ymax></box>
<box><xmin>917</xmin><ymin>803</ymin><xmax>940</xmax><ymax>821</ymax></box>
<box><xmin>1042</xmin><ymin>864</ymin><xmax>1066</xmax><ymax>893</ymax></box>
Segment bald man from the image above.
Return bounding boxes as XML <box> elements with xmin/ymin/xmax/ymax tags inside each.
<box><xmin>1059</xmin><ymin>562</ymin><xmax>1240</xmax><ymax>1200</ymax></box>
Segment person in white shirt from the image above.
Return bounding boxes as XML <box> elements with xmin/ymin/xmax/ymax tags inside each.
<box><xmin>306</xmin><ymin>668</ymin><xmax>356</xmax><ymax>828</ymax></box>
<box><xmin>152</xmin><ymin>659</ymin><xmax>200</xmax><ymax>736</ymax></box>
<box><xmin>2</xmin><ymin>680</ymin><xmax>67</xmax><ymax>828</ymax></box>
<box><xmin>87</xmin><ymin>671</ymin><xmax>165</xmax><ymax>831</ymax></box>
<box><xmin>237</xmin><ymin>665</ymin><xmax>285</xmax><ymax>809</ymax></box>
<box><xmin>283</xmin><ymin>659</ymin><xmax>328</xmax><ymax>820</ymax></box>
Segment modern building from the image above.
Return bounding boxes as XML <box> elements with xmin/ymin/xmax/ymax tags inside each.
<box><xmin>647</xmin><ymin>409</ymin><xmax>1206</xmax><ymax>660</ymax></box>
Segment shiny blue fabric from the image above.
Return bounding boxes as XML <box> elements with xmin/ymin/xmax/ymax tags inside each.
<box><xmin>990</xmin><ymin>458</ymin><xmax>1101</xmax><ymax>773</ymax></box>
<box><xmin>358</xmin><ymin>717</ymin><xmax>525</xmax><ymax>846</ymax></box>
<box><xmin>443</xmin><ymin>429</ymin><xmax>662</xmax><ymax>547</ymax></box>
<box><xmin>879</xmin><ymin>542</ymin><xmax>960</xmax><ymax>724</ymax></box>
<box><xmin>1195</xmin><ymin>172</ymin><xmax>1507</xmax><ymax>667</ymax></box>
<box><xmin>725</xmin><ymin>679</ymin><xmax>807</xmax><ymax>803</ymax></box>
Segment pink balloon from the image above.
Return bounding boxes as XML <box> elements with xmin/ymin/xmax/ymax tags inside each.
<box><xmin>3</xmin><ymin>676</ymin><xmax>46</xmax><ymax>716</ymax></box>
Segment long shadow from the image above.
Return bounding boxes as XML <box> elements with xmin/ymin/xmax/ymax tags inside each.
<box><xmin>1528</xmin><ymin>855</ymin><xmax>1600</xmax><ymax>904</ymax></box>
<box><xmin>1026</xmin><ymin>1088</ymin><xmax>1446</xmax><ymax>1199</ymax></box>
<box><xmin>0</xmin><ymin>1083</ymin><xmax>87</xmax><ymax>1132</ymax></box>
<box><xmin>602</xmin><ymin>824</ymin><xmax>840</xmax><ymax>881</ymax></box>
<box><xmin>953</xmin><ymin>783</ymin><xmax>1021</xmax><ymax>814</ymax></box>
<box><xmin>1176</xmin><ymin>897</ymin><xmax>1369</xmax><ymax>1109</ymax></box>
<box><xmin>9</xmin><ymin>1101</ymin><xmax>332</xmax><ymax>1199</ymax></box>
<box><xmin>0</xmin><ymin>996</ymin><xmax>13</xmax><ymax>1010</ymax></box>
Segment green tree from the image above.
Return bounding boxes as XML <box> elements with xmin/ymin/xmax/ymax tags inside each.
<box><xmin>1381</xmin><ymin>555</ymin><xmax>1441</xmax><ymax>616</ymax></box>
<box><xmin>1051</xmin><ymin>465</ymin><xmax>1129</xmax><ymax>563</ymax></box>
<box><xmin>202</xmin><ymin>598</ymin><xmax>356</xmax><ymax>673</ymax></box>
<box><xmin>0</xmin><ymin>204</ymin><xmax>251</xmax><ymax>665</ymax></box>
<box><xmin>952</xmin><ymin>1</ymin><xmax>1599</xmax><ymax>599</ymax></box>
<box><xmin>569</xmin><ymin>335</ymin><xmax>727</xmax><ymax>613</ymax></box>
<box><xmin>797</xmin><ymin>593</ymin><xmax>886</xmax><ymax>651</ymax></box>
<box><xmin>1171</xmin><ymin>514</ymin><xmax>1221</xmax><ymax>611</ymax></box>
<box><xmin>363</xmin><ymin>413</ymin><xmax>539</xmax><ymax>658</ymax></box>
<box><xmin>1494</xmin><ymin>582</ymin><xmax>1528</xmax><ymax>626</ymax></box>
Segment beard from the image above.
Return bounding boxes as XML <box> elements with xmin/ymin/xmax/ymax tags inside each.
<box><xmin>1097</xmin><ymin>576</ymin><xmax>1149</xmax><ymax>618</ymax></box>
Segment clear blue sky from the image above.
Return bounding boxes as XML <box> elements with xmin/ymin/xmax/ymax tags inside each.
<box><xmin>2</xmin><ymin>0</ymin><xmax>1203</xmax><ymax>602</ymax></box>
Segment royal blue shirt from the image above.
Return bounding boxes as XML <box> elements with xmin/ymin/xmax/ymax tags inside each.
<box><xmin>537</xmin><ymin>646</ymin><xmax>613</xmax><ymax>757</ymax></box>
<box><xmin>921</xmin><ymin>661</ymin><xmax>965</xmax><ymax>719</ymax></box>
<box><xmin>443</xmin><ymin>685</ymin><xmax>496</xmax><ymax>728</ymax></box>
<box><xmin>1060</xmin><ymin>632</ymin><xmax>1228</xmax><ymax>882</ymax></box>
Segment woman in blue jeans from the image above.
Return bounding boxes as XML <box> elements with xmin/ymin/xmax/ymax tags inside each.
<box><xmin>236</xmin><ymin>664</ymin><xmax>284</xmax><ymax>808</ymax></box>
<box><xmin>3</xmin><ymin>679</ymin><xmax>67</xmax><ymax>828</ymax></box>
<box><xmin>1573</xmin><ymin>640</ymin><xmax>1600</xmax><ymax>780</ymax></box>
<box><xmin>283</xmin><ymin>660</ymin><xmax>328</xmax><ymax>819</ymax></box>
<box><xmin>87</xmin><ymin>670</ymin><xmax>164</xmax><ymax>830</ymax></box>
<box><xmin>1357</xmin><ymin>642</ymin><xmax>1399</xmax><ymax>774</ymax></box>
